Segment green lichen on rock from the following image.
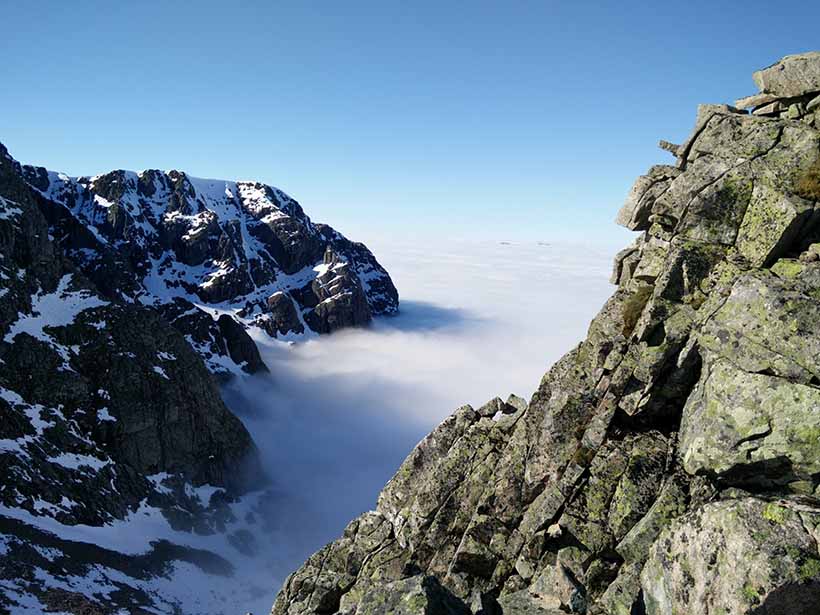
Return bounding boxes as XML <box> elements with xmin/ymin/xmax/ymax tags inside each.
<box><xmin>762</xmin><ymin>502</ymin><xmax>792</xmax><ymax>525</ymax></box>
<box><xmin>771</xmin><ymin>257</ymin><xmax>805</xmax><ymax>278</ymax></box>
<box><xmin>642</xmin><ymin>498</ymin><xmax>820</xmax><ymax>615</ymax></box>
<box><xmin>796</xmin><ymin>158</ymin><xmax>820</xmax><ymax>201</ymax></box>
<box><xmin>616</xmin><ymin>474</ymin><xmax>688</xmax><ymax>565</ymax></box>
<box><xmin>606</xmin><ymin>434</ymin><xmax>668</xmax><ymax>541</ymax></box>
<box><xmin>356</xmin><ymin>576</ymin><xmax>470</xmax><ymax>615</ymax></box>
<box><xmin>735</xmin><ymin>181</ymin><xmax>814</xmax><ymax>267</ymax></box>
<box><xmin>741</xmin><ymin>584</ymin><xmax>760</xmax><ymax>605</ymax></box>
<box><xmin>621</xmin><ymin>285</ymin><xmax>653</xmax><ymax>335</ymax></box>
<box><xmin>800</xmin><ymin>558</ymin><xmax>820</xmax><ymax>582</ymax></box>
<box><xmin>680</xmin><ymin>358</ymin><xmax>820</xmax><ymax>484</ymax></box>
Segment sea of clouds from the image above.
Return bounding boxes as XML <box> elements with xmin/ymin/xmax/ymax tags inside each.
<box><xmin>0</xmin><ymin>237</ymin><xmax>622</xmax><ymax>615</ymax></box>
<box><xmin>220</xmin><ymin>237</ymin><xmax>618</xmax><ymax>613</ymax></box>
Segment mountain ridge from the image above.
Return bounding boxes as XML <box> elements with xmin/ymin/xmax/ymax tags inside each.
<box><xmin>272</xmin><ymin>51</ymin><xmax>820</xmax><ymax>615</ymax></box>
<box><xmin>0</xmin><ymin>140</ymin><xmax>398</xmax><ymax>614</ymax></box>
<box><xmin>19</xmin><ymin>154</ymin><xmax>399</xmax><ymax>378</ymax></box>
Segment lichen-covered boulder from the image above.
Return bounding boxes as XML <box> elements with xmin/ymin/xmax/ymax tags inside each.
<box><xmin>697</xmin><ymin>268</ymin><xmax>820</xmax><ymax>383</ymax></box>
<box><xmin>680</xmin><ymin>358</ymin><xmax>820</xmax><ymax>486</ymax></box>
<box><xmin>735</xmin><ymin>185</ymin><xmax>814</xmax><ymax>267</ymax></box>
<box><xmin>616</xmin><ymin>165</ymin><xmax>680</xmax><ymax>231</ymax></box>
<box><xmin>356</xmin><ymin>576</ymin><xmax>470</xmax><ymax>615</ymax></box>
<box><xmin>642</xmin><ymin>498</ymin><xmax>820</xmax><ymax>615</ymax></box>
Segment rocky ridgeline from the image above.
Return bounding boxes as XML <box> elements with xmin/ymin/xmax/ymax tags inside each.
<box><xmin>735</xmin><ymin>51</ymin><xmax>820</xmax><ymax>121</ymax></box>
<box><xmin>273</xmin><ymin>52</ymin><xmax>820</xmax><ymax>615</ymax></box>
<box><xmin>0</xmin><ymin>145</ymin><xmax>260</xmax><ymax>612</ymax></box>
<box><xmin>0</xmin><ymin>141</ymin><xmax>397</xmax><ymax>612</ymax></box>
<box><xmin>21</xmin><ymin>155</ymin><xmax>398</xmax><ymax>379</ymax></box>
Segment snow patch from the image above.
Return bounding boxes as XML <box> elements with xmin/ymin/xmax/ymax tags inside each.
<box><xmin>96</xmin><ymin>407</ymin><xmax>117</xmax><ymax>422</ymax></box>
<box><xmin>0</xmin><ymin>196</ymin><xmax>23</xmax><ymax>220</ymax></box>
<box><xmin>47</xmin><ymin>452</ymin><xmax>110</xmax><ymax>472</ymax></box>
<box><xmin>3</xmin><ymin>275</ymin><xmax>108</xmax><ymax>370</ymax></box>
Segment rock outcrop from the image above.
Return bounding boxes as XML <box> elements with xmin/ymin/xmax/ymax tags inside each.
<box><xmin>0</xmin><ymin>138</ymin><xmax>260</xmax><ymax>516</ymax></box>
<box><xmin>273</xmin><ymin>52</ymin><xmax>820</xmax><ymax>615</ymax></box>
<box><xmin>735</xmin><ymin>51</ymin><xmax>820</xmax><ymax>121</ymax></box>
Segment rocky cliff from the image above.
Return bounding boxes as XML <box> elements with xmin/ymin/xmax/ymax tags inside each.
<box><xmin>20</xmin><ymin>154</ymin><xmax>398</xmax><ymax>379</ymax></box>
<box><xmin>272</xmin><ymin>52</ymin><xmax>820</xmax><ymax>615</ymax></box>
<box><xmin>0</xmin><ymin>142</ymin><xmax>398</xmax><ymax>613</ymax></box>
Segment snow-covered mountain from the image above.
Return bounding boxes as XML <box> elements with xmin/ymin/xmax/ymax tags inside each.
<box><xmin>0</xmin><ymin>141</ymin><xmax>398</xmax><ymax>614</ymax></box>
<box><xmin>21</xmin><ymin>159</ymin><xmax>398</xmax><ymax>378</ymax></box>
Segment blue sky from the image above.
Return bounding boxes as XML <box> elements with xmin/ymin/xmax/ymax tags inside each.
<box><xmin>3</xmin><ymin>1</ymin><xmax>820</xmax><ymax>245</ymax></box>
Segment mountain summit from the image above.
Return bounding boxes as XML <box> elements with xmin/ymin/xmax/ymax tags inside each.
<box><xmin>273</xmin><ymin>52</ymin><xmax>820</xmax><ymax>615</ymax></box>
<box><xmin>18</xmin><ymin>154</ymin><xmax>398</xmax><ymax>378</ymax></box>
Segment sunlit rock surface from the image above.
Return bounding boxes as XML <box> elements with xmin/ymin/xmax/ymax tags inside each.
<box><xmin>273</xmin><ymin>52</ymin><xmax>820</xmax><ymax>615</ymax></box>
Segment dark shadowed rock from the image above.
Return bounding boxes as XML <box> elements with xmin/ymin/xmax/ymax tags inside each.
<box><xmin>263</xmin><ymin>291</ymin><xmax>305</xmax><ymax>336</ymax></box>
<box><xmin>217</xmin><ymin>313</ymin><xmax>268</xmax><ymax>374</ymax></box>
<box><xmin>158</xmin><ymin>297</ymin><xmax>268</xmax><ymax>379</ymax></box>
<box><xmin>0</xmin><ymin>141</ymin><xmax>274</xmax><ymax>613</ymax></box>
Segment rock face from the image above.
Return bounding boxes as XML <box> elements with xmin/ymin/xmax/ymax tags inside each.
<box><xmin>642</xmin><ymin>498</ymin><xmax>820</xmax><ymax>614</ymax></box>
<box><xmin>753</xmin><ymin>51</ymin><xmax>820</xmax><ymax>98</ymax></box>
<box><xmin>0</xmin><ymin>139</ymin><xmax>398</xmax><ymax>613</ymax></box>
<box><xmin>20</xmin><ymin>154</ymin><xmax>398</xmax><ymax>379</ymax></box>
<box><xmin>0</xmin><ymin>140</ymin><xmax>276</xmax><ymax>612</ymax></box>
<box><xmin>273</xmin><ymin>52</ymin><xmax>820</xmax><ymax>615</ymax></box>
<box><xmin>0</xmin><ymin>139</ymin><xmax>260</xmax><ymax>511</ymax></box>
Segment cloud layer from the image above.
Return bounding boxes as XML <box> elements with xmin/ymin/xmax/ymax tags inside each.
<box><xmin>221</xmin><ymin>238</ymin><xmax>616</xmax><ymax>612</ymax></box>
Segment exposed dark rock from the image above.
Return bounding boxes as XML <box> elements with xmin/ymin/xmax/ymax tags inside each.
<box><xmin>301</xmin><ymin>253</ymin><xmax>372</xmax><ymax>334</ymax></box>
<box><xmin>14</xmin><ymin>153</ymin><xmax>398</xmax><ymax>379</ymax></box>
<box><xmin>0</xmin><ymin>145</ymin><xmax>263</xmax><ymax>507</ymax></box>
<box><xmin>217</xmin><ymin>312</ymin><xmax>268</xmax><ymax>375</ymax></box>
<box><xmin>263</xmin><ymin>291</ymin><xmax>305</xmax><ymax>336</ymax></box>
<box><xmin>157</xmin><ymin>297</ymin><xmax>266</xmax><ymax>380</ymax></box>
<box><xmin>0</xmin><ymin>142</ymin><xmax>271</xmax><ymax>613</ymax></box>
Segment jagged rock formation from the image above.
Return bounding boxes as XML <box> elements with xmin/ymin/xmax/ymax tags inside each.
<box><xmin>0</xmin><ymin>141</ymin><xmax>270</xmax><ymax>612</ymax></box>
<box><xmin>0</xmin><ymin>140</ymin><xmax>398</xmax><ymax>613</ymax></box>
<box><xmin>273</xmin><ymin>52</ymin><xmax>820</xmax><ymax>615</ymax></box>
<box><xmin>735</xmin><ymin>51</ymin><xmax>820</xmax><ymax>118</ymax></box>
<box><xmin>20</xmin><ymin>154</ymin><xmax>398</xmax><ymax>379</ymax></box>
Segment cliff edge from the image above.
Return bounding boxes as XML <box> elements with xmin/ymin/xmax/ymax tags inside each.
<box><xmin>272</xmin><ymin>52</ymin><xmax>820</xmax><ymax>615</ymax></box>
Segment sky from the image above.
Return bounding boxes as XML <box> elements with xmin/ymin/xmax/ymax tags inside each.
<box><xmin>3</xmin><ymin>1</ymin><xmax>820</xmax><ymax>243</ymax></box>
<box><xmin>7</xmin><ymin>7</ymin><xmax>818</xmax><ymax>609</ymax></box>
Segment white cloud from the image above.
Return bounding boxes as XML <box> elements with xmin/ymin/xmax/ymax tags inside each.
<box><xmin>220</xmin><ymin>237</ymin><xmax>615</xmax><ymax>611</ymax></box>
